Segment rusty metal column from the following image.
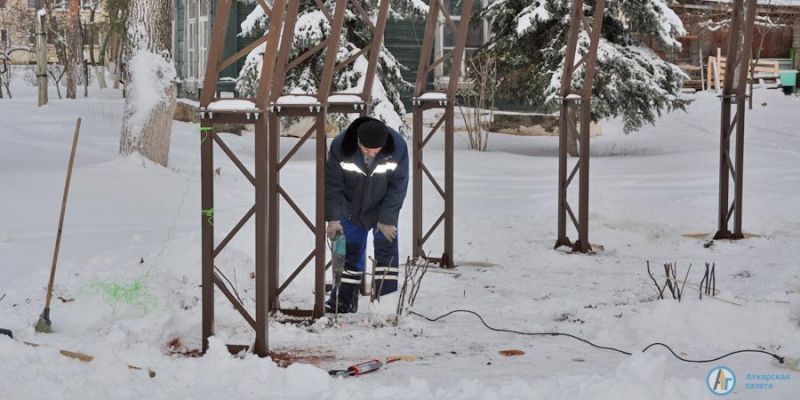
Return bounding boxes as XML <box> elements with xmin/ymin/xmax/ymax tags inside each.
<box><xmin>412</xmin><ymin>108</ymin><xmax>423</xmax><ymax>260</ymax></box>
<box><xmin>199</xmin><ymin>0</ymin><xmax>286</xmax><ymax>356</ymax></box>
<box><xmin>410</xmin><ymin>0</ymin><xmax>472</xmax><ymax>267</ymax></box>
<box><xmin>733</xmin><ymin>0</ymin><xmax>756</xmax><ymax>238</ymax></box>
<box><xmin>715</xmin><ymin>0</ymin><xmax>755</xmax><ymax>240</ymax></box>
<box><xmin>252</xmin><ymin>0</ymin><xmax>289</xmax><ymax>357</ymax></box>
<box><xmin>554</xmin><ymin>0</ymin><xmax>603</xmax><ymax>254</ymax></box>
<box><xmin>411</xmin><ymin>0</ymin><xmax>439</xmax><ymax>264</ymax></box>
<box><xmin>575</xmin><ymin>0</ymin><xmax>604</xmax><ymax>253</ymax></box>
<box><xmin>267</xmin><ymin>113</ymin><xmax>280</xmax><ymax>311</ymax></box>
<box><xmin>576</xmin><ymin>103</ymin><xmax>591</xmax><ymax>252</ymax></box>
<box><xmin>314</xmin><ymin>113</ymin><xmax>327</xmax><ymax>318</ymax></box>
<box><xmin>554</xmin><ymin>0</ymin><xmax>582</xmax><ymax>250</ymax></box>
<box><xmin>555</xmin><ymin>104</ymin><xmax>568</xmax><ymax>248</ymax></box>
<box><xmin>715</xmin><ymin>0</ymin><xmax>742</xmax><ymax>239</ymax></box>
<box><xmin>199</xmin><ymin>0</ymin><xmax>231</xmax><ymax>354</ymax></box>
<box><xmin>253</xmin><ymin>115</ymin><xmax>270</xmax><ymax>356</ymax></box>
<box><xmin>443</xmin><ymin>104</ymin><xmax>454</xmax><ymax>267</ymax></box>
<box><xmin>200</xmin><ymin>123</ymin><xmax>214</xmax><ymax>352</ymax></box>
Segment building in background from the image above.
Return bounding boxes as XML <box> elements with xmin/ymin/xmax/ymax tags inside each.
<box><xmin>0</xmin><ymin>0</ymin><xmax>104</xmax><ymax>64</ymax></box>
<box><xmin>172</xmin><ymin>0</ymin><xmax>257</xmax><ymax>100</ymax></box>
<box><xmin>663</xmin><ymin>0</ymin><xmax>800</xmax><ymax>90</ymax></box>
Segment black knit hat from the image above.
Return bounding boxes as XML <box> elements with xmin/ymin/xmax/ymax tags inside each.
<box><xmin>356</xmin><ymin>120</ymin><xmax>389</xmax><ymax>149</ymax></box>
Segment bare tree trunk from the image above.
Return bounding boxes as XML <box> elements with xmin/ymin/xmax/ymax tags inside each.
<box><xmin>81</xmin><ymin>15</ymin><xmax>88</xmax><ymax>98</ymax></box>
<box><xmin>89</xmin><ymin>3</ymin><xmax>107</xmax><ymax>89</ymax></box>
<box><xmin>119</xmin><ymin>0</ymin><xmax>177</xmax><ymax>167</ymax></box>
<box><xmin>43</xmin><ymin>0</ymin><xmax>67</xmax><ymax>97</ymax></box>
<box><xmin>37</xmin><ymin>13</ymin><xmax>49</xmax><ymax>106</ymax></box>
<box><xmin>112</xmin><ymin>37</ymin><xmax>124</xmax><ymax>90</ymax></box>
<box><xmin>66</xmin><ymin>0</ymin><xmax>80</xmax><ymax>99</ymax></box>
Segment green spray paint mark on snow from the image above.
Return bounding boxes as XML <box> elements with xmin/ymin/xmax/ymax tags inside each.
<box><xmin>92</xmin><ymin>277</ymin><xmax>158</xmax><ymax>314</ymax></box>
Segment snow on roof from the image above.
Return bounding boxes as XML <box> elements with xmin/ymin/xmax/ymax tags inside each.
<box><xmin>328</xmin><ymin>94</ymin><xmax>364</xmax><ymax>104</ymax></box>
<box><xmin>415</xmin><ymin>92</ymin><xmax>448</xmax><ymax>100</ymax></box>
<box><xmin>274</xmin><ymin>94</ymin><xmax>320</xmax><ymax>105</ymax></box>
<box><xmin>206</xmin><ymin>99</ymin><xmax>260</xmax><ymax>111</ymax></box>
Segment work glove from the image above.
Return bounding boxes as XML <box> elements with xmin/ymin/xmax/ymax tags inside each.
<box><xmin>326</xmin><ymin>221</ymin><xmax>343</xmax><ymax>240</ymax></box>
<box><xmin>377</xmin><ymin>223</ymin><xmax>397</xmax><ymax>243</ymax></box>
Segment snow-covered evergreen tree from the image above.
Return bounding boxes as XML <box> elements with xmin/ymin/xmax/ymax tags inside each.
<box><xmin>236</xmin><ymin>0</ymin><xmax>424</xmax><ymax>130</ymax></box>
<box><xmin>482</xmin><ymin>0</ymin><xmax>690</xmax><ymax>133</ymax></box>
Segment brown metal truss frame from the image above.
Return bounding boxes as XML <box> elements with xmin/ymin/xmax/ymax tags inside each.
<box><xmin>552</xmin><ymin>0</ymin><xmax>756</xmax><ymax>249</ymax></box>
<box><xmin>195</xmin><ymin>0</ymin><xmax>757</xmax><ymax>360</ymax></box>
<box><xmin>264</xmin><ymin>0</ymin><xmax>391</xmax><ymax>318</ymax></box>
<box><xmin>714</xmin><ymin>0</ymin><xmax>756</xmax><ymax>240</ymax></box>
<box><xmin>198</xmin><ymin>0</ymin><xmax>390</xmax><ymax>357</ymax></box>
<box><xmin>553</xmin><ymin>0</ymin><xmax>605</xmax><ymax>254</ymax></box>
<box><xmin>411</xmin><ymin>0</ymin><xmax>473</xmax><ymax>268</ymax></box>
<box><xmin>197</xmin><ymin>0</ymin><xmax>285</xmax><ymax>359</ymax></box>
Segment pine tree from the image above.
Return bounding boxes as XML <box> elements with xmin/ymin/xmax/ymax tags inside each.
<box><xmin>482</xmin><ymin>0</ymin><xmax>690</xmax><ymax>133</ymax></box>
<box><xmin>236</xmin><ymin>0</ymin><xmax>425</xmax><ymax>130</ymax></box>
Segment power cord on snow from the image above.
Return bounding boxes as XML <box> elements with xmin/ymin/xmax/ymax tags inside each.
<box><xmin>409</xmin><ymin>309</ymin><xmax>785</xmax><ymax>365</ymax></box>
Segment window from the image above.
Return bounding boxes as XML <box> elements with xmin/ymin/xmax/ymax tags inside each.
<box><xmin>28</xmin><ymin>0</ymin><xmax>43</xmax><ymax>9</ymax></box>
<box><xmin>188</xmin><ymin>0</ymin><xmax>197</xmax><ymax>18</ymax></box>
<box><xmin>198</xmin><ymin>1</ymin><xmax>209</xmax><ymax>78</ymax></box>
<box><xmin>199</xmin><ymin>19</ymin><xmax>209</xmax><ymax>77</ymax></box>
<box><xmin>188</xmin><ymin>4</ymin><xmax>197</xmax><ymax>79</ymax></box>
<box><xmin>1</xmin><ymin>29</ymin><xmax>7</xmax><ymax>49</ymax></box>
<box><xmin>29</xmin><ymin>27</ymin><xmax>37</xmax><ymax>47</ymax></box>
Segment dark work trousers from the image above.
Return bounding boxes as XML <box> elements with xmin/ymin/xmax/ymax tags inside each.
<box><xmin>341</xmin><ymin>217</ymin><xmax>399</xmax><ymax>295</ymax></box>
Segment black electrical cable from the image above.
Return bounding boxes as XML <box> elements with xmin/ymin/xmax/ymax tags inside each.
<box><xmin>409</xmin><ymin>309</ymin><xmax>784</xmax><ymax>364</ymax></box>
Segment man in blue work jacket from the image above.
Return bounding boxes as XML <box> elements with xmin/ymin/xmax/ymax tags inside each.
<box><xmin>325</xmin><ymin>117</ymin><xmax>409</xmax><ymax>313</ymax></box>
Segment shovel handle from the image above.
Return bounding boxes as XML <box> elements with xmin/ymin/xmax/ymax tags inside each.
<box><xmin>44</xmin><ymin>118</ymin><xmax>81</xmax><ymax>309</ymax></box>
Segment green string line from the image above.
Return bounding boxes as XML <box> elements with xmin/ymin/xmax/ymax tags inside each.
<box><xmin>200</xmin><ymin>127</ymin><xmax>213</xmax><ymax>143</ymax></box>
<box><xmin>201</xmin><ymin>208</ymin><xmax>214</xmax><ymax>226</ymax></box>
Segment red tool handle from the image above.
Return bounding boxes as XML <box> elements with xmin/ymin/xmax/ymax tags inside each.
<box><xmin>347</xmin><ymin>359</ymin><xmax>383</xmax><ymax>376</ymax></box>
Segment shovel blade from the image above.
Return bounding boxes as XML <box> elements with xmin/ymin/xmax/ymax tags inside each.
<box><xmin>34</xmin><ymin>310</ymin><xmax>52</xmax><ymax>333</ymax></box>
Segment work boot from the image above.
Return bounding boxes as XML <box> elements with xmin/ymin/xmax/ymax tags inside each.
<box><xmin>373</xmin><ymin>266</ymin><xmax>399</xmax><ymax>297</ymax></box>
<box><xmin>325</xmin><ymin>269</ymin><xmax>362</xmax><ymax>313</ymax></box>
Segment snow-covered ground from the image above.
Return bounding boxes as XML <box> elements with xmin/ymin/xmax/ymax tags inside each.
<box><xmin>1</xmin><ymin>74</ymin><xmax>799</xmax><ymax>399</ymax></box>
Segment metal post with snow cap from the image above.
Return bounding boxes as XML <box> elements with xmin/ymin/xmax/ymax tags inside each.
<box><xmin>554</xmin><ymin>0</ymin><xmax>606</xmax><ymax>254</ymax></box>
<box><xmin>714</xmin><ymin>0</ymin><xmax>757</xmax><ymax>240</ymax></box>
<box><xmin>411</xmin><ymin>0</ymin><xmax>475</xmax><ymax>268</ymax></box>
